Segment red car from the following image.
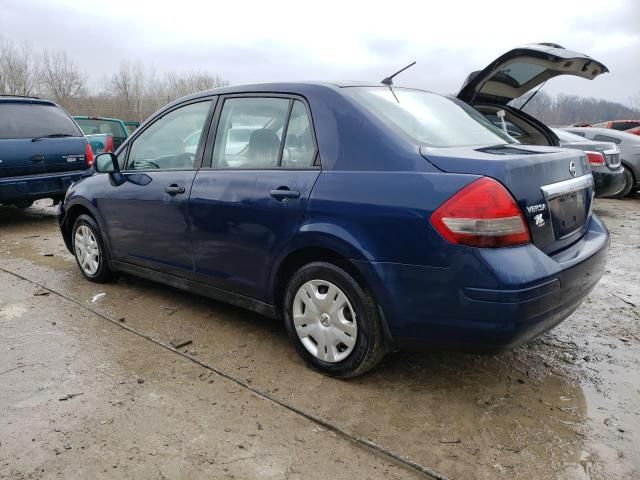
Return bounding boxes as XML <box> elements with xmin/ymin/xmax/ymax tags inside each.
<box><xmin>625</xmin><ymin>126</ymin><xmax>640</xmax><ymax>136</ymax></box>
<box><xmin>592</xmin><ymin>120</ymin><xmax>640</xmax><ymax>131</ymax></box>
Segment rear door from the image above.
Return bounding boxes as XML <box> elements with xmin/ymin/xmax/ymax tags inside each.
<box><xmin>189</xmin><ymin>95</ymin><xmax>320</xmax><ymax>301</ymax></box>
<box><xmin>0</xmin><ymin>101</ymin><xmax>87</xmax><ymax>178</ymax></box>
<box><xmin>98</xmin><ymin>99</ymin><xmax>215</xmax><ymax>275</ymax></box>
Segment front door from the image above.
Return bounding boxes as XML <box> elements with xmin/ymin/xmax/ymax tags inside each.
<box><xmin>189</xmin><ymin>96</ymin><xmax>320</xmax><ymax>301</ymax></box>
<box><xmin>98</xmin><ymin>99</ymin><xmax>214</xmax><ymax>275</ymax></box>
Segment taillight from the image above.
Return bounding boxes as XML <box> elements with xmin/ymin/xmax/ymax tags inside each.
<box><xmin>430</xmin><ymin>177</ymin><xmax>531</xmax><ymax>248</ymax></box>
<box><xmin>104</xmin><ymin>135</ymin><xmax>113</xmax><ymax>153</ymax></box>
<box><xmin>585</xmin><ymin>151</ymin><xmax>605</xmax><ymax>166</ymax></box>
<box><xmin>84</xmin><ymin>143</ymin><xmax>94</xmax><ymax>167</ymax></box>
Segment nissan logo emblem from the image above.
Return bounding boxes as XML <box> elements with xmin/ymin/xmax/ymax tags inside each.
<box><xmin>569</xmin><ymin>161</ymin><xmax>577</xmax><ymax>177</ymax></box>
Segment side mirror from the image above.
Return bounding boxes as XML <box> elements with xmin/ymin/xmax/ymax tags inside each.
<box><xmin>95</xmin><ymin>153</ymin><xmax>120</xmax><ymax>173</ymax></box>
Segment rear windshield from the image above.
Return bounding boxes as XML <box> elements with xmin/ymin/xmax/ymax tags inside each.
<box><xmin>0</xmin><ymin>102</ymin><xmax>82</xmax><ymax>139</ymax></box>
<box><xmin>76</xmin><ymin>118</ymin><xmax>127</xmax><ymax>138</ymax></box>
<box><xmin>348</xmin><ymin>87</ymin><xmax>515</xmax><ymax>147</ymax></box>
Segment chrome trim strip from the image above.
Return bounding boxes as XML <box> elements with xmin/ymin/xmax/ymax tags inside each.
<box><xmin>541</xmin><ymin>174</ymin><xmax>593</xmax><ymax>200</ymax></box>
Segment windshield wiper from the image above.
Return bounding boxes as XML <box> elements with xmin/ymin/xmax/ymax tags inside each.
<box><xmin>31</xmin><ymin>133</ymin><xmax>74</xmax><ymax>142</ymax></box>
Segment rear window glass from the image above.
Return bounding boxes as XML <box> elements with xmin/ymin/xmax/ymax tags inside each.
<box><xmin>494</xmin><ymin>62</ymin><xmax>547</xmax><ymax>87</ymax></box>
<box><xmin>553</xmin><ymin>129</ymin><xmax>587</xmax><ymax>142</ymax></box>
<box><xmin>0</xmin><ymin>102</ymin><xmax>82</xmax><ymax>139</ymax></box>
<box><xmin>76</xmin><ymin>118</ymin><xmax>127</xmax><ymax>138</ymax></box>
<box><xmin>593</xmin><ymin>134</ymin><xmax>621</xmax><ymax>145</ymax></box>
<box><xmin>348</xmin><ymin>87</ymin><xmax>515</xmax><ymax>147</ymax></box>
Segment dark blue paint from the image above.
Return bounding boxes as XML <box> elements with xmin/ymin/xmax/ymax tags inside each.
<box><xmin>0</xmin><ymin>97</ymin><xmax>90</xmax><ymax>204</ymax></box>
<box><xmin>59</xmin><ymin>82</ymin><xmax>609</xmax><ymax>351</ymax></box>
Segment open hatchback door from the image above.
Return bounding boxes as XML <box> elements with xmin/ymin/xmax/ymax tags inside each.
<box><xmin>458</xmin><ymin>43</ymin><xmax>609</xmax><ymax>105</ymax></box>
<box><xmin>456</xmin><ymin>43</ymin><xmax>608</xmax><ymax>146</ymax></box>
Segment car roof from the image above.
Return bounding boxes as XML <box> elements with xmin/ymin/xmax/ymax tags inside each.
<box><xmin>73</xmin><ymin>116</ymin><xmax>125</xmax><ymax>123</ymax></box>
<box><xmin>565</xmin><ymin>127</ymin><xmax>640</xmax><ymax>142</ymax></box>
<box><xmin>0</xmin><ymin>95</ymin><xmax>56</xmax><ymax>106</ymax></box>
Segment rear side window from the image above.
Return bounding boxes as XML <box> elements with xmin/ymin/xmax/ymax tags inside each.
<box><xmin>0</xmin><ymin>103</ymin><xmax>81</xmax><ymax>139</ymax></box>
<box><xmin>76</xmin><ymin>119</ymin><xmax>127</xmax><ymax>138</ymax></box>
<box><xmin>212</xmin><ymin>97</ymin><xmax>317</xmax><ymax>169</ymax></box>
<box><xmin>612</xmin><ymin>121</ymin><xmax>640</xmax><ymax>131</ymax></box>
<box><xmin>349</xmin><ymin>87</ymin><xmax>514</xmax><ymax>147</ymax></box>
<box><xmin>594</xmin><ymin>134</ymin><xmax>621</xmax><ymax>145</ymax></box>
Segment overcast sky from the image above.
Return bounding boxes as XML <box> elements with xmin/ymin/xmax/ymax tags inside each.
<box><xmin>2</xmin><ymin>0</ymin><xmax>639</xmax><ymax>103</ymax></box>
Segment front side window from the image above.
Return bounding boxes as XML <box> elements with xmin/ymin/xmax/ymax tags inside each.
<box><xmin>0</xmin><ymin>103</ymin><xmax>81</xmax><ymax>139</ymax></box>
<box><xmin>127</xmin><ymin>101</ymin><xmax>211</xmax><ymax>170</ymax></box>
<box><xmin>348</xmin><ymin>87</ymin><xmax>514</xmax><ymax>147</ymax></box>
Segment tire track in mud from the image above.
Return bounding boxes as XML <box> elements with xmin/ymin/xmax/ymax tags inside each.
<box><xmin>0</xmin><ymin>265</ymin><xmax>450</xmax><ymax>480</ymax></box>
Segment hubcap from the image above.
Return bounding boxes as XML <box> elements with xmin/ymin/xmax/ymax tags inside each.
<box><xmin>74</xmin><ymin>225</ymin><xmax>100</xmax><ymax>276</ymax></box>
<box><xmin>292</xmin><ymin>280</ymin><xmax>357</xmax><ymax>363</ymax></box>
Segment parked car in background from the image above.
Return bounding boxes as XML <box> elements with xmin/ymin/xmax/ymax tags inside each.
<box><xmin>59</xmin><ymin>81</ymin><xmax>608</xmax><ymax>377</ymax></box>
<box><xmin>85</xmin><ymin>133</ymin><xmax>113</xmax><ymax>156</ymax></box>
<box><xmin>592</xmin><ymin>120</ymin><xmax>640</xmax><ymax>131</ymax></box>
<box><xmin>458</xmin><ymin>43</ymin><xmax>608</xmax><ymax>149</ymax></box>
<box><xmin>562</xmin><ymin>127</ymin><xmax>640</xmax><ymax>196</ymax></box>
<box><xmin>626</xmin><ymin>126</ymin><xmax>640</xmax><ymax>137</ymax></box>
<box><xmin>0</xmin><ymin>96</ymin><xmax>93</xmax><ymax>208</ymax></box>
<box><xmin>552</xmin><ymin>128</ymin><xmax>624</xmax><ymax>197</ymax></box>
<box><xmin>124</xmin><ymin>121</ymin><xmax>140</xmax><ymax>135</ymax></box>
<box><xmin>73</xmin><ymin>116</ymin><xmax>128</xmax><ymax>150</ymax></box>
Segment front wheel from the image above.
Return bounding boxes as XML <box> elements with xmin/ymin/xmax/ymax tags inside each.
<box><xmin>72</xmin><ymin>214</ymin><xmax>113</xmax><ymax>283</ymax></box>
<box><xmin>283</xmin><ymin>262</ymin><xmax>387</xmax><ymax>378</ymax></box>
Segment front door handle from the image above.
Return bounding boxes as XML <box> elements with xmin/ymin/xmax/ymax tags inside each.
<box><xmin>270</xmin><ymin>187</ymin><xmax>300</xmax><ymax>201</ymax></box>
<box><xmin>165</xmin><ymin>184</ymin><xmax>186</xmax><ymax>195</ymax></box>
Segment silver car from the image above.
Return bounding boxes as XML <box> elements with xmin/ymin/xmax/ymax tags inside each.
<box><xmin>563</xmin><ymin>127</ymin><xmax>640</xmax><ymax>197</ymax></box>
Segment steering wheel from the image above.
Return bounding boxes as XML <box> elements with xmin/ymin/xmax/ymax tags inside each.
<box><xmin>133</xmin><ymin>159</ymin><xmax>160</xmax><ymax>170</ymax></box>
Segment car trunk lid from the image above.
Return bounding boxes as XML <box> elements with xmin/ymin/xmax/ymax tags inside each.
<box><xmin>457</xmin><ymin>43</ymin><xmax>609</xmax><ymax>105</ymax></box>
<box><xmin>421</xmin><ymin>144</ymin><xmax>594</xmax><ymax>254</ymax></box>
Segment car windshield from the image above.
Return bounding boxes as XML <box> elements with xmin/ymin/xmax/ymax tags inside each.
<box><xmin>348</xmin><ymin>87</ymin><xmax>515</xmax><ymax>147</ymax></box>
<box><xmin>76</xmin><ymin>118</ymin><xmax>127</xmax><ymax>138</ymax></box>
<box><xmin>0</xmin><ymin>102</ymin><xmax>82</xmax><ymax>139</ymax></box>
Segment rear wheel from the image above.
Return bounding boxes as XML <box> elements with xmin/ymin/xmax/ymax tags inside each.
<box><xmin>72</xmin><ymin>214</ymin><xmax>113</xmax><ymax>283</ymax></box>
<box><xmin>615</xmin><ymin>166</ymin><xmax>635</xmax><ymax>197</ymax></box>
<box><xmin>283</xmin><ymin>262</ymin><xmax>386</xmax><ymax>378</ymax></box>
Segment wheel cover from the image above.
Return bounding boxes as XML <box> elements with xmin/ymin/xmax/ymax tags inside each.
<box><xmin>74</xmin><ymin>225</ymin><xmax>100</xmax><ymax>276</ymax></box>
<box><xmin>293</xmin><ymin>280</ymin><xmax>358</xmax><ymax>363</ymax></box>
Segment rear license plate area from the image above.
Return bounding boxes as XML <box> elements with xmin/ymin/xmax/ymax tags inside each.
<box><xmin>548</xmin><ymin>189</ymin><xmax>587</xmax><ymax>239</ymax></box>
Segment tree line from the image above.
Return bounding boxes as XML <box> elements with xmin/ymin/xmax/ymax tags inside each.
<box><xmin>0</xmin><ymin>37</ymin><xmax>227</xmax><ymax>122</ymax></box>
<box><xmin>1</xmin><ymin>36</ymin><xmax>638</xmax><ymax>125</ymax></box>
<box><xmin>512</xmin><ymin>90</ymin><xmax>640</xmax><ymax>126</ymax></box>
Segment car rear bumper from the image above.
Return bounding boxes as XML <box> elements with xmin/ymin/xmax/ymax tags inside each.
<box><xmin>353</xmin><ymin>214</ymin><xmax>609</xmax><ymax>352</ymax></box>
<box><xmin>0</xmin><ymin>171</ymin><xmax>85</xmax><ymax>203</ymax></box>
<box><xmin>592</xmin><ymin>167</ymin><xmax>625</xmax><ymax>197</ymax></box>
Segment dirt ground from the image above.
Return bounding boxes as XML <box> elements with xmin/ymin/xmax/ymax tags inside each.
<box><xmin>0</xmin><ymin>195</ymin><xmax>638</xmax><ymax>480</ymax></box>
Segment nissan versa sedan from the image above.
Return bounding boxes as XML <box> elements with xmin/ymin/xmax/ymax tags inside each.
<box><xmin>58</xmin><ymin>79</ymin><xmax>609</xmax><ymax>377</ymax></box>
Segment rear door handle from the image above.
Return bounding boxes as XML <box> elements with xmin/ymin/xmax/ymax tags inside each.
<box><xmin>270</xmin><ymin>187</ymin><xmax>300</xmax><ymax>201</ymax></box>
<box><xmin>165</xmin><ymin>184</ymin><xmax>186</xmax><ymax>195</ymax></box>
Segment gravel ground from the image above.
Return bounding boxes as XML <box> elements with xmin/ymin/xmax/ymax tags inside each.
<box><xmin>0</xmin><ymin>195</ymin><xmax>638</xmax><ymax>479</ymax></box>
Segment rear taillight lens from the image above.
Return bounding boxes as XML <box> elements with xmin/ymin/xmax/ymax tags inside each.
<box><xmin>430</xmin><ymin>177</ymin><xmax>531</xmax><ymax>248</ymax></box>
<box><xmin>585</xmin><ymin>151</ymin><xmax>605</xmax><ymax>166</ymax></box>
<box><xmin>104</xmin><ymin>135</ymin><xmax>113</xmax><ymax>153</ymax></box>
<box><xmin>84</xmin><ymin>143</ymin><xmax>94</xmax><ymax>167</ymax></box>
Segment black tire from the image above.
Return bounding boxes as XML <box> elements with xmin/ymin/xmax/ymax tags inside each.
<box><xmin>13</xmin><ymin>199</ymin><xmax>33</xmax><ymax>209</ymax></box>
<box><xmin>283</xmin><ymin>262</ymin><xmax>387</xmax><ymax>378</ymax></box>
<box><xmin>71</xmin><ymin>214</ymin><xmax>113</xmax><ymax>283</ymax></box>
<box><xmin>615</xmin><ymin>166</ymin><xmax>634</xmax><ymax>198</ymax></box>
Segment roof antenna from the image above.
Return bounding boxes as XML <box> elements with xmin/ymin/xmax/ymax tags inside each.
<box><xmin>381</xmin><ymin>61</ymin><xmax>416</xmax><ymax>86</ymax></box>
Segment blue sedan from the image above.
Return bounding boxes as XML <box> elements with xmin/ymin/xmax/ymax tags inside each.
<box><xmin>58</xmin><ymin>80</ymin><xmax>609</xmax><ymax>377</ymax></box>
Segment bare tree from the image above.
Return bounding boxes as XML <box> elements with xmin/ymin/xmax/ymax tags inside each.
<box><xmin>40</xmin><ymin>49</ymin><xmax>85</xmax><ymax>106</ymax></box>
<box><xmin>0</xmin><ymin>38</ymin><xmax>39</xmax><ymax>96</ymax></box>
<box><xmin>629</xmin><ymin>92</ymin><xmax>640</xmax><ymax>114</ymax></box>
<box><xmin>109</xmin><ymin>60</ymin><xmax>147</xmax><ymax>120</ymax></box>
